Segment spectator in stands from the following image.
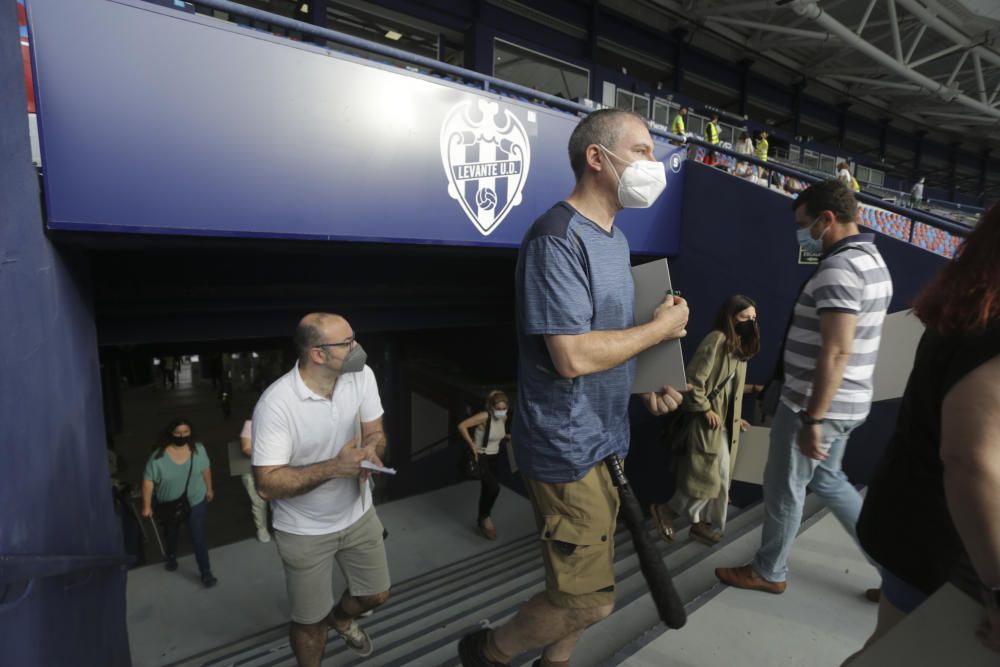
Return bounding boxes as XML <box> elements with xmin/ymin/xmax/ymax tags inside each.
<box><xmin>253</xmin><ymin>313</ymin><xmax>390</xmax><ymax>663</ymax></box>
<box><xmin>141</xmin><ymin>418</ymin><xmax>217</xmax><ymax>587</ymax></box>
<box><xmin>239</xmin><ymin>416</ymin><xmax>270</xmax><ymax>542</ymax></box>
<box><xmin>651</xmin><ymin>295</ymin><xmax>761</xmax><ymax>546</ymax></box>
<box><xmin>784</xmin><ymin>177</ymin><xmax>805</xmax><ymax>197</ymax></box>
<box><xmin>755</xmin><ymin>130</ymin><xmax>769</xmax><ymax>163</ymax></box>
<box><xmin>910</xmin><ymin>177</ymin><xmax>925</xmax><ymax>207</ymax></box>
<box><xmin>457</xmin><ymin>390</ymin><xmax>511</xmax><ymax>541</ymax></box>
<box><xmin>458</xmin><ymin>108</ymin><xmax>689</xmax><ymax>667</ymax></box>
<box><xmin>837</xmin><ymin>162</ymin><xmax>853</xmax><ymax>188</ymax></box>
<box><xmin>671</xmin><ymin>105</ymin><xmax>687</xmax><ymax>137</ymax></box>
<box><xmin>769</xmin><ymin>169</ymin><xmax>785</xmax><ymax>190</ymax></box>
<box><xmin>731</xmin><ymin>131</ymin><xmax>754</xmax><ymax>180</ymax></box>
<box><xmin>735</xmin><ymin>131</ymin><xmax>754</xmax><ymax>156</ymax></box>
<box><xmin>846</xmin><ymin>203</ymin><xmax>1000</xmax><ymax>662</ymax></box>
<box><xmin>716</xmin><ymin>179</ymin><xmax>893</xmax><ymax>595</ymax></box>
<box><xmin>704</xmin><ymin>112</ymin><xmax>721</xmax><ymax>165</ymax></box>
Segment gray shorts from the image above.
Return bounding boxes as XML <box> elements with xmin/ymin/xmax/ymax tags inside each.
<box><xmin>274</xmin><ymin>508</ymin><xmax>391</xmax><ymax>624</ymax></box>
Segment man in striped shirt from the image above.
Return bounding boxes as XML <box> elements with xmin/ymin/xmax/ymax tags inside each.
<box><xmin>717</xmin><ymin>179</ymin><xmax>893</xmax><ymax>594</ymax></box>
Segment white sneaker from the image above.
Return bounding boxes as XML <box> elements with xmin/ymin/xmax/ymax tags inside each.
<box><xmin>257</xmin><ymin>528</ymin><xmax>271</xmax><ymax>543</ymax></box>
<box><xmin>335</xmin><ymin>620</ymin><xmax>374</xmax><ymax>657</ymax></box>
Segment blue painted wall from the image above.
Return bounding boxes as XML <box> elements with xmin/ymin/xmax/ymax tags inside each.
<box><xmin>26</xmin><ymin>0</ymin><xmax>684</xmax><ymax>254</ymax></box>
<box><xmin>0</xmin><ymin>3</ymin><xmax>129</xmax><ymax>665</ymax></box>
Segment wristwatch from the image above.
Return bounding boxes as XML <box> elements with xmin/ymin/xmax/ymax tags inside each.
<box><xmin>799</xmin><ymin>411</ymin><xmax>825</xmax><ymax>425</ymax></box>
<box><xmin>983</xmin><ymin>585</ymin><xmax>1000</xmax><ymax>611</ymax></box>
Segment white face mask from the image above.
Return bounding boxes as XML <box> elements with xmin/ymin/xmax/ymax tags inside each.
<box><xmin>492</xmin><ymin>409</ymin><xmax>508</xmax><ymax>419</ymax></box>
<box><xmin>600</xmin><ymin>145</ymin><xmax>667</xmax><ymax>209</ymax></box>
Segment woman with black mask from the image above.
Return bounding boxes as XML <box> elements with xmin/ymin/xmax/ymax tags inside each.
<box><xmin>141</xmin><ymin>418</ymin><xmax>217</xmax><ymax>587</ymax></box>
<box><xmin>652</xmin><ymin>295</ymin><xmax>762</xmax><ymax>545</ymax></box>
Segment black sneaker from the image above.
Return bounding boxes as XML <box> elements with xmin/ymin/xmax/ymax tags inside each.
<box><xmin>458</xmin><ymin>628</ymin><xmax>509</xmax><ymax>667</ymax></box>
<box><xmin>201</xmin><ymin>573</ymin><xmax>218</xmax><ymax>588</ymax></box>
<box><xmin>164</xmin><ymin>559</ymin><xmax>178</xmax><ymax>572</ymax></box>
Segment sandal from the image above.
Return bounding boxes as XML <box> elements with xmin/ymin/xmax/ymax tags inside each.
<box><xmin>689</xmin><ymin>522</ymin><xmax>723</xmax><ymax>546</ymax></box>
<box><xmin>650</xmin><ymin>504</ymin><xmax>676</xmax><ymax>542</ymax></box>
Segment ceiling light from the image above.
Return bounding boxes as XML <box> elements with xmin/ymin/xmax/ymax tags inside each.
<box><xmin>385</xmin><ymin>30</ymin><xmax>403</xmax><ymax>41</ymax></box>
<box><xmin>298</xmin><ymin>3</ymin><xmax>308</xmax><ymax>14</ymax></box>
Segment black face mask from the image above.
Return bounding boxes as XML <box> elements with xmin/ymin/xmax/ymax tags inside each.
<box><xmin>735</xmin><ymin>320</ymin><xmax>756</xmax><ymax>338</ymax></box>
<box><xmin>171</xmin><ymin>436</ymin><xmax>191</xmax><ymax>447</ymax></box>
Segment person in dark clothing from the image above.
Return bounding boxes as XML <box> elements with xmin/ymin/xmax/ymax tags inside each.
<box><xmin>457</xmin><ymin>390</ymin><xmax>511</xmax><ymax>541</ymax></box>
<box><xmin>846</xmin><ymin>202</ymin><xmax>1000</xmax><ymax>662</ymax></box>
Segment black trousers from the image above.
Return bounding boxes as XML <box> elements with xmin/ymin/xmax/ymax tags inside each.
<box><xmin>478</xmin><ymin>454</ymin><xmax>500</xmax><ymax>521</ymax></box>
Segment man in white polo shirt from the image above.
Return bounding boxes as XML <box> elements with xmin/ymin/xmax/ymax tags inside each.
<box><xmin>253</xmin><ymin>313</ymin><xmax>390</xmax><ymax>665</ymax></box>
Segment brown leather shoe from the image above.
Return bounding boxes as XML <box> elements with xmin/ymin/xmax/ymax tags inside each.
<box><xmin>689</xmin><ymin>522</ymin><xmax>722</xmax><ymax>546</ymax></box>
<box><xmin>715</xmin><ymin>564</ymin><xmax>786</xmax><ymax>594</ymax></box>
<box><xmin>865</xmin><ymin>587</ymin><xmax>881</xmax><ymax>603</ymax></box>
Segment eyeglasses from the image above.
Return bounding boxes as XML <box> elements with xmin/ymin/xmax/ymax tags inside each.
<box><xmin>314</xmin><ymin>336</ymin><xmax>355</xmax><ymax>349</ymax></box>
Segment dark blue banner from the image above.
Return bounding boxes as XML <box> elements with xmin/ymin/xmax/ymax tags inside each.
<box><xmin>26</xmin><ymin>0</ymin><xmax>683</xmax><ymax>253</ymax></box>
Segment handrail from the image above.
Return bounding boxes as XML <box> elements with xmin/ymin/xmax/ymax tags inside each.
<box><xmin>682</xmin><ymin>135</ymin><xmax>971</xmax><ymax>238</ymax></box>
<box><xmin>155</xmin><ymin>1</ymin><xmax>966</xmax><ymax>238</ymax></box>
<box><xmin>0</xmin><ymin>553</ymin><xmax>132</xmax><ymax>585</ymax></box>
<box><xmin>187</xmin><ymin>1</ymin><xmax>590</xmax><ymax>116</ymax></box>
<box><xmin>181</xmin><ymin>0</ymin><xmax>685</xmax><ymax>146</ymax></box>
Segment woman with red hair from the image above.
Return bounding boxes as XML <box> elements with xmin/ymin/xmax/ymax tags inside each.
<box><xmin>846</xmin><ymin>203</ymin><xmax>1000</xmax><ymax>661</ymax></box>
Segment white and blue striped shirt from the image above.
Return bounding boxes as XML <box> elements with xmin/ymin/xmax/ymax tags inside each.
<box><xmin>781</xmin><ymin>234</ymin><xmax>893</xmax><ymax>421</ymax></box>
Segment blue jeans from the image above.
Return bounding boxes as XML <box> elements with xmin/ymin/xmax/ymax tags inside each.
<box><xmin>164</xmin><ymin>499</ymin><xmax>212</xmax><ymax>576</ymax></box>
<box><xmin>752</xmin><ymin>401</ymin><xmax>865</xmax><ymax>583</ymax></box>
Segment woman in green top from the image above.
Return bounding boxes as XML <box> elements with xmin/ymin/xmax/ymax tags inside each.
<box><xmin>142</xmin><ymin>418</ymin><xmax>217</xmax><ymax>587</ymax></box>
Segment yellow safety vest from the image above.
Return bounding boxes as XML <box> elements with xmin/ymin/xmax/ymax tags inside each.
<box><xmin>755</xmin><ymin>138</ymin><xmax>769</xmax><ymax>161</ymax></box>
<box><xmin>672</xmin><ymin>114</ymin><xmax>685</xmax><ymax>135</ymax></box>
<box><xmin>852</xmin><ymin>176</ymin><xmax>861</xmax><ymax>192</ymax></box>
<box><xmin>706</xmin><ymin>122</ymin><xmax>719</xmax><ymax>145</ymax></box>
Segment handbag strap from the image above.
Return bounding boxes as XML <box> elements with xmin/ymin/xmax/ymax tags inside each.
<box><xmin>181</xmin><ymin>447</ymin><xmax>195</xmax><ymax>496</ymax></box>
<box><xmin>706</xmin><ymin>369</ymin><xmax>737</xmax><ymax>404</ymax></box>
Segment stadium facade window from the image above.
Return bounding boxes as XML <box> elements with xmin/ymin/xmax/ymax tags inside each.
<box><xmin>493</xmin><ymin>39</ymin><xmax>589</xmax><ymax>101</ymax></box>
<box><xmin>615</xmin><ymin>89</ymin><xmax>650</xmax><ymax>118</ymax></box>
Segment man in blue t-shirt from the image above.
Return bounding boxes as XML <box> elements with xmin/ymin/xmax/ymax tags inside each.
<box><xmin>459</xmin><ymin>110</ymin><xmax>690</xmax><ymax>667</ymax></box>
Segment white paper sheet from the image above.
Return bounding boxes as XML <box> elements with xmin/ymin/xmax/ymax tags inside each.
<box><xmin>732</xmin><ymin>426</ymin><xmax>771</xmax><ymax>485</ymax></box>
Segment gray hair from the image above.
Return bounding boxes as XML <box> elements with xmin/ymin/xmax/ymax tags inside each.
<box><xmin>568</xmin><ymin>109</ymin><xmax>647</xmax><ymax>181</ymax></box>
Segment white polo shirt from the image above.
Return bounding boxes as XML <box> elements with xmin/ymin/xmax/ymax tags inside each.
<box><xmin>252</xmin><ymin>363</ymin><xmax>384</xmax><ymax>535</ymax></box>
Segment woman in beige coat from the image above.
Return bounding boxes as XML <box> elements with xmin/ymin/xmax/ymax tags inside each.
<box><xmin>652</xmin><ymin>295</ymin><xmax>762</xmax><ymax>545</ymax></box>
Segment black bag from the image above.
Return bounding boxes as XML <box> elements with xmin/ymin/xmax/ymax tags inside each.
<box><xmin>458</xmin><ymin>410</ymin><xmax>508</xmax><ymax>480</ymax></box>
<box><xmin>460</xmin><ymin>446</ymin><xmax>481</xmax><ymax>480</ymax></box>
<box><xmin>153</xmin><ymin>453</ymin><xmax>194</xmax><ymax>525</ymax></box>
<box><xmin>664</xmin><ymin>369</ymin><xmax>737</xmax><ymax>455</ymax></box>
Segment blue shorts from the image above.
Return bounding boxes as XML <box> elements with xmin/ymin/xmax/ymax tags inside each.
<box><xmin>881</xmin><ymin>568</ymin><xmax>928</xmax><ymax>614</ymax></box>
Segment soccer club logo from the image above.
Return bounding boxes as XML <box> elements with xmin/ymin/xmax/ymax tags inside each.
<box><xmin>440</xmin><ymin>99</ymin><xmax>531</xmax><ymax>236</ymax></box>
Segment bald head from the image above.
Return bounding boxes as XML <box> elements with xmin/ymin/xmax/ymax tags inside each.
<box><xmin>294</xmin><ymin>313</ymin><xmax>349</xmax><ymax>365</ymax></box>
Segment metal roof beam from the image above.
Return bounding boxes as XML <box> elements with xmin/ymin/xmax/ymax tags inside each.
<box><xmin>894</xmin><ymin>0</ymin><xmax>1000</xmax><ymax>71</ymax></box>
<box><xmin>887</xmin><ymin>0</ymin><xmax>905</xmax><ymax>62</ymax></box>
<box><xmin>904</xmin><ymin>23</ymin><xmax>928</xmax><ymax>64</ymax></box>
<box><xmin>704</xmin><ymin>16</ymin><xmax>840</xmax><ymax>41</ymax></box>
<box><xmin>907</xmin><ymin>43</ymin><xmax>965</xmax><ymax>69</ymax></box>
<box><xmin>856</xmin><ymin>0</ymin><xmax>879</xmax><ymax>36</ymax></box>
<box><xmin>788</xmin><ymin>1</ymin><xmax>1000</xmax><ymax>119</ymax></box>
